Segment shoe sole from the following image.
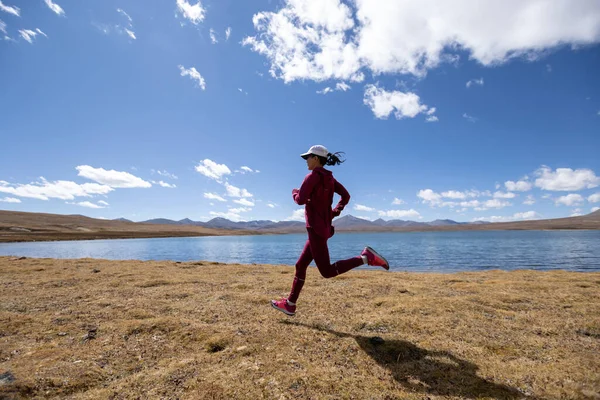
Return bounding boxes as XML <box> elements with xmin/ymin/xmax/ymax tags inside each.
<box><xmin>270</xmin><ymin>300</ymin><xmax>295</xmax><ymax>316</ymax></box>
<box><xmin>365</xmin><ymin>246</ymin><xmax>390</xmax><ymax>270</ymax></box>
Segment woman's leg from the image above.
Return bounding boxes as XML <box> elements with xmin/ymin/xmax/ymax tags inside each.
<box><xmin>287</xmin><ymin>238</ymin><xmax>312</xmax><ymax>303</ymax></box>
<box><xmin>308</xmin><ymin>228</ymin><xmax>364</xmax><ymax>278</ymax></box>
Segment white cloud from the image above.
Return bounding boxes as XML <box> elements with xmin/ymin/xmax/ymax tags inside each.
<box><xmin>210</xmin><ymin>211</ymin><xmax>244</xmax><ymax>222</ymax></box>
<box><xmin>493</xmin><ymin>191</ymin><xmax>516</xmax><ymax>199</ymax></box>
<box><xmin>555</xmin><ymin>194</ymin><xmax>584</xmax><ymax>206</ymax></box>
<box><xmin>195</xmin><ymin>159</ymin><xmax>231</xmax><ymax>182</ymax></box>
<box><xmin>336</xmin><ymin>82</ymin><xmax>350</xmax><ymax>91</ymax></box>
<box><xmin>204</xmin><ymin>192</ymin><xmax>226</xmax><ymax>202</ymax></box>
<box><xmin>392</xmin><ymin>197</ymin><xmax>404</xmax><ymax>205</ymax></box>
<box><xmin>98</xmin><ymin>200</ymin><xmax>109</xmax><ymax>206</ymax></box>
<box><xmin>317</xmin><ymin>87</ymin><xmax>333</xmax><ymax>95</ymax></box>
<box><xmin>209</xmin><ymin>28</ymin><xmax>218</xmax><ymax>44</ymax></box>
<box><xmin>483</xmin><ymin>199</ymin><xmax>511</xmax><ymax>209</ymax></box>
<box><xmin>179</xmin><ymin>65</ymin><xmax>206</xmax><ymax>90</ymax></box>
<box><xmin>571</xmin><ymin>212</ymin><xmax>583</xmax><ymax>217</ymax></box>
<box><xmin>224</xmin><ymin>183</ymin><xmax>253</xmax><ymax>198</ymax></box>
<box><xmin>76</xmin><ymin>165</ymin><xmax>151</xmax><ymax>188</ymax></box>
<box><xmin>418</xmin><ymin>189</ymin><xmax>442</xmax><ymax>205</ymax></box>
<box><xmin>466</xmin><ymin>78</ymin><xmax>484</xmax><ymax>88</ymax></box>
<box><xmin>72</xmin><ymin>201</ymin><xmax>107</xmax><ymax>209</ymax></box>
<box><xmin>0</xmin><ymin>1</ymin><xmax>19</xmax><ymax>17</ymax></box>
<box><xmin>425</xmin><ymin>115</ymin><xmax>439</xmax><ymax>122</ymax></box>
<box><xmin>225</xmin><ymin>27</ymin><xmax>231</xmax><ymax>40</ymax></box>
<box><xmin>286</xmin><ymin>208</ymin><xmax>305</xmax><ymax>221</ymax></box>
<box><xmin>36</xmin><ymin>29</ymin><xmax>47</xmax><ymax>38</ymax></box>
<box><xmin>19</xmin><ymin>29</ymin><xmax>42</xmax><ymax>44</ymax></box>
<box><xmin>0</xmin><ymin>197</ymin><xmax>20</xmax><ymax>203</ymax></box>
<box><xmin>523</xmin><ymin>195</ymin><xmax>535</xmax><ymax>205</ymax></box>
<box><xmin>354</xmin><ymin>204</ymin><xmax>375</xmax><ymax>212</ymax></box>
<box><xmin>587</xmin><ymin>193</ymin><xmax>600</xmax><ymax>203</ymax></box>
<box><xmin>505</xmin><ymin>179</ymin><xmax>532</xmax><ymax>192</ymax></box>
<box><xmin>378</xmin><ymin>209</ymin><xmax>421</xmax><ymax>219</ymax></box>
<box><xmin>176</xmin><ymin>0</ymin><xmax>205</xmax><ymax>25</ymax></box>
<box><xmin>229</xmin><ymin>207</ymin><xmax>251</xmax><ymax>214</ymax></box>
<box><xmin>157</xmin><ymin>181</ymin><xmax>176</xmax><ymax>188</ymax></box>
<box><xmin>117</xmin><ymin>8</ymin><xmax>132</xmax><ymax>23</ymax></box>
<box><xmin>0</xmin><ymin>178</ymin><xmax>113</xmax><ymax>201</ymax></box>
<box><xmin>125</xmin><ymin>29</ymin><xmax>136</xmax><ymax>40</ymax></box>
<box><xmin>463</xmin><ymin>113</ymin><xmax>477</xmax><ymax>123</ymax></box>
<box><xmin>535</xmin><ymin>166</ymin><xmax>600</xmax><ymax>191</ymax></box>
<box><xmin>239</xmin><ymin>166</ymin><xmax>256</xmax><ymax>174</ymax></box>
<box><xmin>0</xmin><ymin>20</ymin><xmax>6</xmax><ymax>35</ymax></box>
<box><xmin>44</xmin><ymin>0</ymin><xmax>64</xmax><ymax>16</ymax></box>
<box><xmin>245</xmin><ymin>1</ymin><xmax>600</xmax><ymax>83</ymax></box>
<box><xmin>441</xmin><ymin>190</ymin><xmax>467</xmax><ymax>199</ymax></box>
<box><xmin>364</xmin><ymin>84</ymin><xmax>435</xmax><ymax>120</ymax></box>
<box><xmin>267</xmin><ymin>203</ymin><xmax>276</xmax><ymax>208</ymax></box>
<box><xmin>155</xmin><ymin>170</ymin><xmax>178</xmax><ymax>180</ymax></box>
<box><xmin>472</xmin><ymin>211</ymin><xmax>540</xmax><ymax>223</ymax></box>
<box><xmin>592</xmin><ymin>207</ymin><xmax>600</xmax><ymax>213</ymax></box>
<box><xmin>233</xmin><ymin>198</ymin><xmax>255</xmax><ymax>207</ymax></box>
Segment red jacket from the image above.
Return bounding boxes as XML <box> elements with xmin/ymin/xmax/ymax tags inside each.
<box><xmin>292</xmin><ymin>167</ymin><xmax>350</xmax><ymax>238</ymax></box>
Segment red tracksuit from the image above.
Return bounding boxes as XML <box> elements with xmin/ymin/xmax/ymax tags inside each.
<box><xmin>288</xmin><ymin>167</ymin><xmax>364</xmax><ymax>303</ymax></box>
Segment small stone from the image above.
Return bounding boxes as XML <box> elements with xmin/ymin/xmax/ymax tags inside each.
<box><xmin>0</xmin><ymin>371</ymin><xmax>16</xmax><ymax>385</ymax></box>
<box><xmin>58</xmin><ymin>332</ymin><xmax>67</xmax><ymax>336</ymax></box>
<box><xmin>236</xmin><ymin>346</ymin><xmax>248</xmax><ymax>352</ymax></box>
<box><xmin>92</xmin><ymin>269</ymin><xmax>100</xmax><ymax>273</ymax></box>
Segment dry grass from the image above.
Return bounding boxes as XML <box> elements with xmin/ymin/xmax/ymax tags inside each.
<box><xmin>1</xmin><ymin>256</ymin><xmax>599</xmax><ymax>399</ymax></box>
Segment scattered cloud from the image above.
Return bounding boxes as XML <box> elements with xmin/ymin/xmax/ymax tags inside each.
<box><xmin>179</xmin><ymin>65</ymin><xmax>206</xmax><ymax>90</ymax></box>
<box><xmin>592</xmin><ymin>207</ymin><xmax>600</xmax><ymax>213</ymax></box>
<box><xmin>195</xmin><ymin>159</ymin><xmax>231</xmax><ymax>182</ymax></box>
<box><xmin>364</xmin><ymin>84</ymin><xmax>436</xmax><ymax>120</ymax></box>
<box><xmin>209</xmin><ymin>28</ymin><xmax>218</xmax><ymax>44</ymax></box>
<box><xmin>72</xmin><ymin>201</ymin><xmax>107</xmax><ymax>209</ymax></box>
<box><xmin>176</xmin><ymin>0</ymin><xmax>205</xmax><ymax>25</ymax></box>
<box><xmin>523</xmin><ymin>195</ymin><xmax>535</xmax><ymax>205</ymax></box>
<box><xmin>466</xmin><ymin>78</ymin><xmax>484</xmax><ymax>88</ymax></box>
<box><xmin>0</xmin><ymin>19</ymin><xmax>6</xmax><ymax>35</ymax></box>
<box><xmin>505</xmin><ymin>179</ymin><xmax>532</xmax><ymax>192</ymax></box>
<box><xmin>336</xmin><ymin>82</ymin><xmax>351</xmax><ymax>91</ymax></box>
<box><xmin>204</xmin><ymin>192</ymin><xmax>226</xmax><ymax>202</ymax></box>
<box><xmin>238</xmin><ymin>166</ymin><xmax>258</xmax><ymax>174</ymax></box>
<box><xmin>0</xmin><ymin>197</ymin><xmax>21</xmax><ymax>203</ymax></box>
<box><xmin>493</xmin><ymin>191</ymin><xmax>516</xmax><ymax>199</ymax></box>
<box><xmin>0</xmin><ymin>177</ymin><xmax>113</xmax><ymax>201</ymax></box>
<box><xmin>44</xmin><ymin>0</ymin><xmax>65</xmax><ymax>16</ymax></box>
<box><xmin>286</xmin><ymin>208</ymin><xmax>305</xmax><ymax>222</ymax></box>
<box><xmin>317</xmin><ymin>87</ymin><xmax>334</xmax><ymax>95</ymax></box>
<box><xmin>472</xmin><ymin>211</ymin><xmax>540</xmax><ymax>223</ymax></box>
<box><xmin>233</xmin><ymin>198</ymin><xmax>255</xmax><ymax>207</ymax></box>
<box><xmin>392</xmin><ymin>197</ymin><xmax>404</xmax><ymax>205</ymax></box>
<box><xmin>0</xmin><ymin>1</ymin><xmax>19</xmax><ymax>17</ymax></box>
<box><xmin>588</xmin><ymin>193</ymin><xmax>600</xmax><ymax>203</ymax></box>
<box><xmin>209</xmin><ymin>210</ymin><xmax>245</xmax><ymax>222</ymax></box>
<box><xmin>98</xmin><ymin>200</ymin><xmax>109</xmax><ymax>206</ymax></box>
<box><xmin>244</xmin><ymin>1</ymin><xmax>600</xmax><ymax>85</ymax></box>
<box><xmin>76</xmin><ymin>165</ymin><xmax>151</xmax><ymax>188</ymax></box>
<box><xmin>462</xmin><ymin>113</ymin><xmax>477</xmax><ymax>123</ymax></box>
<box><xmin>224</xmin><ymin>183</ymin><xmax>253</xmax><ymax>198</ymax></box>
<box><xmin>555</xmin><ymin>194</ymin><xmax>584</xmax><ymax>206</ymax></box>
<box><xmin>354</xmin><ymin>204</ymin><xmax>375</xmax><ymax>212</ymax></box>
<box><xmin>117</xmin><ymin>8</ymin><xmax>132</xmax><ymax>22</ymax></box>
<box><xmin>19</xmin><ymin>29</ymin><xmax>46</xmax><ymax>44</ymax></box>
<box><xmin>378</xmin><ymin>209</ymin><xmax>421</xmax><ymax>219</ymax></box>
<box><xmin>535</xmin><ymin>166</ymin><xmax>600</xmax><ymax>191</ymax></box>
<box><xmin>225</xmin><ymin>27</ymin><xmax>231</xmax><ymax>40</ymax></box>
<box><xmin>124</xmin><ymin>29</ymin><xmax>136</xmax><ymax>40</ymax></box>
<box><xmin>156</xmin><ymin>181</ymin><xmax>176</xmax><ymax>188</ymax></box>
<box><xmin>267</xmin><ymin>203</ymin><xmax>276</xmax><ymax>208</ymax></box>
<box><xmin>155</xmin><ymin>170</ymin><xmax>178</xmax><ymax>180</ymax></box>
<box><xmin>418</xmin><ymin>189</ymin><xmax>442</xmax><ymax>205</ymax></box>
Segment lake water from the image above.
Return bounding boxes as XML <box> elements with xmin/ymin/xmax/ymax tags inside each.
<box><xmin>0</xmin><ymin>230</ymin><xmax>599</xmax><ymax>273</ymax></box>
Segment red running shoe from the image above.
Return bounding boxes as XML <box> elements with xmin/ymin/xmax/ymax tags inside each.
<box><xmin>271</xmin><ymin>298</ymin><xmax>296</xmax><ymax>316</ymax></box>
<box><xmin>361</xmin><ymin>246</ymin><xmax>390</xmax><ymax>270</ymax></box>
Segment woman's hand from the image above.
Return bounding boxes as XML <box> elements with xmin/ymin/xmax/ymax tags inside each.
<box><xmin>292</xmin><ymin>188</ymin><xmax>299</xmax><ymax>196</ymax></box>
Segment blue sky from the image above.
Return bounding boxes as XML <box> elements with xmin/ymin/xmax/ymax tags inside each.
<box><xmin>1</xmin><ymin>0</ymin><xmax>600</xmax><ymax>223</ymax></box>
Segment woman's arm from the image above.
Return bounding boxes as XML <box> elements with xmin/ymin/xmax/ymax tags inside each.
<box><xmin>293</xmin><ymin>172</ymin><xmax>319</xmax><ymax>205</ymax></box>
<box><xmin>332</xmin><ymin>179</ymin><xmax>350</xmax><ymax>216</ymax></box>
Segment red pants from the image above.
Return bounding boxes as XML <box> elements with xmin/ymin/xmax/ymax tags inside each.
<box><xmin>288</xmin><ymin>228</ymin><xmax>364</xmax><ymax>303</ymax></box>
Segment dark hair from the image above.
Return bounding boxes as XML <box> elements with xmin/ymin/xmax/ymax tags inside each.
<box><xmin>317</xmin><ymin>151</ymin><xmax>345</xmax><ymax>167</ymax></box>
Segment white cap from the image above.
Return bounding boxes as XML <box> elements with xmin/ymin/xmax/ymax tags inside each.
<box><xmin>300</xmin><ymin>145</ymin><xmax>328</xmax><ymax>159</ymax></box>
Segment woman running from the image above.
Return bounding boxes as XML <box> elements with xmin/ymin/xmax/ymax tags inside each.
<box><xmin>271</xmin><ymin>145</ymin><xmax>389</xmax><ymax>316</ymax></box>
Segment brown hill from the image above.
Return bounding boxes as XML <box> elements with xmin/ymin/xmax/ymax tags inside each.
<box><xmin>0</xmin><ymin>209</ymin><xmax>599</xmax><ymax>242</ymax></box>
<box><xmin>0</xmin><ymin>210</ymin><xmax>254</xmax><ymax>243</ymax></box>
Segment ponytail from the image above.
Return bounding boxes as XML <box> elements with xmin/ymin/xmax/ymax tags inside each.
<box><xmin>319</xmin><ymin>151</ymin><xmax>345</xmax><ymax>166</ymax></box>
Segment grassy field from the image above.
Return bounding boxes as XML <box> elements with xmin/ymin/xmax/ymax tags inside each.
<box><xmin>1</xmin><ymin>256</ymin><xmax>599</xmax><ymax>399</ymax></box>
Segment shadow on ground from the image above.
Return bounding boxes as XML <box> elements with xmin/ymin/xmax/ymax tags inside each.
<box><xmin>282</xmin><ymin>320</ymin><xmax>531</xmax><ymax>399</ymax></box>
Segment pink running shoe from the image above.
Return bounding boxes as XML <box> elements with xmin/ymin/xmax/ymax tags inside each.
<box><xmin>361</xmin><ymin>246</ymin><xmax>390</xmax><ymax>270</ymax></box>
<box><xmin>271</xmin><ymin>298</ymin><xmax>296</xmax><ymax>316</ymax></box>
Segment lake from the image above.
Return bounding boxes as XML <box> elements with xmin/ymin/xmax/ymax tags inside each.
<box><xmin>0</xmin><ymin>230</ymin><xmax>599</xmax><ymax>273</ymax></box>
